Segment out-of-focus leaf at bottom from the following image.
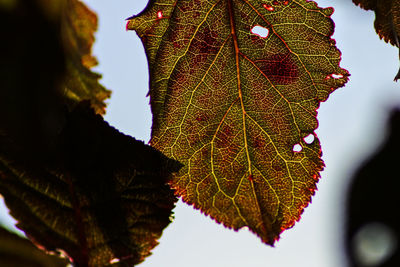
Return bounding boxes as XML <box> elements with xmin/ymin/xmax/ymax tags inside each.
<box><xmin>0</xmin><ymin>225</ymin><xmax>68</xmax><ymax>267</ymax></box>
<box><xmin>0</xmin><ymin>103</ymin><xmax>181</xmax><ymax>266</ymax></box>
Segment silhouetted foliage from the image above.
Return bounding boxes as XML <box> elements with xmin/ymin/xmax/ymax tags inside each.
<box><xmin>346</xmin><ymin>109</ymin><xmax>400</xmax><ymax>267</ymax></box>
<box><xmin>0</xmin><ymin>0</ymin><xmax>181</xmax><ymax>265</ymax></box>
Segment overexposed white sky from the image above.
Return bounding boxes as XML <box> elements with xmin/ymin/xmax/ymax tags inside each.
<box><xmin>2</xmin><ymin>1</ymin><xmax>400</xmax><ymax>266</ymax></box>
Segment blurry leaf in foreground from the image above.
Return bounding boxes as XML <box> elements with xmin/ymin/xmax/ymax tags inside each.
<box><xmin>128</xmin><ymin>0</ymin><xmax>348</xmax><ymax>244</ymax></box>
<box><xmin>0</xmin><ymin>225</ymin><xmax>68</xmax><ymax>267</ymax></box>
<box><xmin>0</xmin><ymin>0</ymin><xmax>110</xmax><ymax>160</ymax></box>
<box><xmin>0</xmin><ymin>0</ymin><xmax>182</xmax><ymax>266</ymax></box>
<box><xmin>352</xmin><ymin>0</ymin><xmax>400</xmax><ymax>81</ymax></box>
<box><xmin>346</xmin><ymin>108</ymin><xmax>400</xmax><ymax>266</ymax></box>
<box><xmin>0</xmin><ymin>103</ymin><xmax>181</xmax><ymax>266</ymax></box>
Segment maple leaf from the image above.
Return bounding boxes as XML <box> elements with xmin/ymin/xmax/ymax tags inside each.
<box><xmin>127</xmin><ymin>0</ymin><xmax>348</xmax><ymax>245</ymax></box>
<box><xmin>352</xmin><ymin>0</ymin><xmax>400</xmax><ymax>81</ymax></box>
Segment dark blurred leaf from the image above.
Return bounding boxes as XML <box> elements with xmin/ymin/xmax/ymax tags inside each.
<box><xmin>1</xmin><ymin>103</ymin><xmax>181</xmax><ymax>266</ymax></box>
<box><xmin>352</xmin><ymin>0</ymin><xmax>400</xmax><ymax>80</ymax></box>
<box><xmin>0</xmin><ymin>0</ymin><xmax>110</xmax><ymax>159</ymax></box>
<box><xmin>0</xmin><ymin>0</ymin><xmax>181</xmax><ymax>266</ymax></box>
<box><xmin>346</xmin><ymin>108</ymin><xmax>400</xmax><ymax>266</ymax></box>
<box><xmin>0</xmin><ymin>225</ymin><xmax>68</xmax><ymax>267</ymax></box>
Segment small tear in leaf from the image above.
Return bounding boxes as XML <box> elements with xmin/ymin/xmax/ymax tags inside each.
<box><xmin>292</xmin><ymin>144</ymin><xmax>302</xmax><ymax>152</ymax></box>
<box><xmin>156</xmin><ymin>11</ymin><xmax>163</xmax><ymax>19</ymax></box>
<box><xmin>304</xmin><ymin>134</ymin><xmax>315</xmax><ymax>144</ymax></box>
<box><xmin>331</xmin><ymin>73</ymin><xmax>344</xmax><ymax>79</ymax></box>
<box><xmin>250</xmin><ymin>25</ymin><xmax>269</xmax><ymax>39</ymax></box>
<box><xmin>263</xmin><ymin>4</ymin><xmax>274</xmax><ymax>11</ymax></box>
<box><xmin>109</xmin><ymin>258</ymin><xmax>120</xmax><ymax>264</ymax></box>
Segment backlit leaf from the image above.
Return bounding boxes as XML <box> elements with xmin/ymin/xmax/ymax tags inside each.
<box><xmin>353</xmin><ymin>0</ymin><xmax>400</xmax><ymax>80</ymax></box>
<box><xmin>127</xmin><ymin>0</ymin><xmax>348</xmax><ymax>244</ymax></box>
<box><xmin>61</xmin><ymin>0</ymin><xmax>111</xmax><ymax>114</ymax></box>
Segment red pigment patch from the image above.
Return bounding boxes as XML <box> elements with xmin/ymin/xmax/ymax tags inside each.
<box><xmin>173</xmin><ymin>42</ymin><xmax>181</xmax><ymax>48</ymax></box>
<box><xmin>189</xmin><ymin>27</ymin><xmax>219</xmax><ymax>72</ymax></box>
<box><xmin>215</xmin><ymin>124</ymin><xmax>234</xmax><ymax>148</ymax></box>
<box><xmin>169</xmin><ymin>24</ymin><xmax>188</xmax><ymax>50</ymax></box>
<box><xmin>263</xmin><ymin>4</ymin><xmax>274</xmax><ymax>11</ymax></box>
<box><xmin>178</xmin><ymin>2</ymin><xmax>190</xmax><ymax>12</ymax></box>
<box><xmin>272</xmin><ymin>160</ymin><xmax>283</xmax><ymax>172</ymax></box>
<box><xmin>248</xmin><ymin>32</ymin><xmax>266</xmax><ymax>46</ymax></box>
<box><xmin>195</xmin><ymin>113</ymin><xmax>209</xmax><ymax>122</ymax></box>
<box><xmin>256</xmin><ymin>53</ymin><xmax>299</xmax><ymax>85</ymax></box>
<box><xmin>253</xmin><ymin>135</ymin><xmax>266</xmax><ymax>148</ymax></box>
<box><xmin>192</xmin><ymin>26</ymin><xmax>219</xmax><ymax>54</ymax></box>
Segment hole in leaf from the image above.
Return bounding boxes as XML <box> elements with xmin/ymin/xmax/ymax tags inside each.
<box><xmin>250</xmin><ymin>25</ymin><xmax>269</xmax><ymax>39</ymax></box>
<box><xmin>331</xmin><ymin>73</ymin><xmax>344</xmax><ymax>79</ymax></box>
<box><xmin>110</xmin><ymin>258</ymin><xmax>120</xmax><ymax>264</ymax></box>
<box><xmin>352</xmin><ymin>222</ymin><xmax>398</xmax><ymax>267</ymax></box>
<box><xmin>263</xmin><ymin>4</ymin><xmax>274</xmax><ymax>11</ymax></box>
<box><xmin>292</xmin><ymin>144</ymin><xmax>302</xmax><ymax>152</ymax></box>
<box><xmin>304</xmin><ymin>134</ymin><xmax>315</xmax><ymax>144</ymax></box>
<box><xmin>156</xmin><ymin>10</ymin><xmax>163</xmax><ymax>19</ymax></box>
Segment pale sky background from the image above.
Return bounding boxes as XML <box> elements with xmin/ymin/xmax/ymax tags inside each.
<box><xmin>1</xmin><ymin>1</ymin><xmax>400</xmax><ymax>266</ymax></box>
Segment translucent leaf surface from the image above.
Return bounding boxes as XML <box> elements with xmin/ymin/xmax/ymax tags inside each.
<box><xmin>61</xmin><ymin>0</ymin><xmax>111</xmax><ymax>114</ymax></box>
<box><xmin>128</xmin><ymin>0</ymin><xmax>348</xmax><ymax>244</ymax></box>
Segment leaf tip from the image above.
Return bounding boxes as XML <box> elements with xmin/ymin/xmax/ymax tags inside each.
<box><xmin>394</xmin><ymin>68</ymin><xmax>400</xmax><ymax>82</ymax></box>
